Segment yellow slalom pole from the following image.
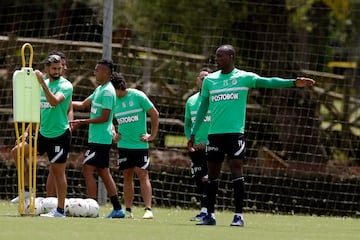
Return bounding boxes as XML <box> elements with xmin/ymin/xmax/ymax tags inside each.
<box><xmin>28</xmin><ymin>122</ymin><xmax>38</xmax><ymax>215</ymax></box>
<box><xmin>13</xmin><ymin>42</ymin><xmax>38</xmax><ymax>216</ymax></box>
<box><xmin>28</xmin><ymin>122</ymin><xmax>34</xmax><ymax>215</ymax></box>
<box><xmin>32</xmin><ymin>122</ymin><xmax>39</xmax><ymax>214</ymax></box>
<box><xmin>14</xmin><ymin>122</ymin><xmax>25</xmax><ymax>215</ymax></box>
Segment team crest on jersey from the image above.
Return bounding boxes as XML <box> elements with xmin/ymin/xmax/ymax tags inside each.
<box><xmin>122</xmin><ymin>102</ymin><xmax>126</xmax><ymax>108</ymax></box>
<box><xmin>230</xmin><ymin>77</ymin><xmax>237</xmax><ymax>85</ymax></box>
<box><xmin>129</xmin><ymin>100</ymin><xmax>134</xmax><ymax>107</ymax></box>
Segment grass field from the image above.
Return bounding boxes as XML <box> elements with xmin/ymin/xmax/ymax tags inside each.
<box><xmin>0</xmin><ymin>200</ymin><xmax>359</xmax><ymax>240</ymax></box>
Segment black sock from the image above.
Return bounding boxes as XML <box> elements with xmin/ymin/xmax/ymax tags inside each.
<box><xmin>233</xmin><ymin>176</ymin><xmax>245</xmax><ymax>213</ymax></box>
<box><xmin>110</xmin><ymin>195</ymin><xmax>122</xmax><ymax>210</ymax></box>
<box><xmin>126</xmin><ymin>208</ymin><xmax>132</xmax><ymax>212</ymax></box>
<box><xmin>206</xmin><ymin>178</ymin><xmax>219</xmax><ymax>214</ymax></box>
<box><xmin>145</xmin><ymin>207</ymin><xmax>152</xmax><ymax>211</ymax></box>
<box><xmin>24</xmin><ymin>186</ymin><xmax>29</xmax><ymax>192</ymax></box>
<box><xmin>201</xmin><ymin>181</ymin><xmax>208</xmax><ymax>209</ymax></box>
<box><xmin>57</xmin><ymin>207</ymin><xmax>64</xmax><ymax>214</ymax></box>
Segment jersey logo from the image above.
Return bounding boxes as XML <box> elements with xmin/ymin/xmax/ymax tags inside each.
<box><xmin>211</xmin><ymin>92</ymin><xmax>239</xmax><ymax>102</ymax></box>
<box><xmin>141</xmin><ymin>156</ymin><xmax>150</xmax><ymax>169</ymax></box>
<box><xmin>50</xmin><ymin>146</ymin><xmax>64</xmax><ymax>163</ymax></box>
<box><xmin>234</xmin><ymin>140</ymin><xmax>245</xmax><ymax>156</ymax></box>
<box><xmin>117</xmin><ymin>157</ymin><xmax>127</xmax><ymax>165</ymax></box>
<box><xmin>40</xmin><ymin>102</ymin><xmax>54</xmax><ymax>109</ymax></box>
<box><xmin>84</xmin><ymin>151</ymin><xmax>95</xmax><ymax>164</ymax></box>
<box><xmin>90</xmin><ymin>106</ymin><xmax>98</xmax><ymax>114</ymax></box>
<box><xmin>117</xmin><ymin>114</ymin><xmax>139</xmax><ymax>124</ymax></box>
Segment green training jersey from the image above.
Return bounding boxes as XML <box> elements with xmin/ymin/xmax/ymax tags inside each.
<box><xmin>201</xmin><ymin>68</ymin><xmax>295</xmax><ymax>134</ymax></box>
<box><xmin>184</xmin><ymin>92</ymin><xmax>210</xmax><ymax>145</ymax></box>
<box><xmin>40</xmin><ymin>76</ymin><xmax>73</xmax><ymax>138</ymax></box>
<box><xmin>113</xmin><ymin>88</ymin><xmax>154</xmax><ymax>149</ymax></box>
<box><xmin>89</xmin><ymin>81</ymin><xmax>116</xmax><ymax>144</ymax></box>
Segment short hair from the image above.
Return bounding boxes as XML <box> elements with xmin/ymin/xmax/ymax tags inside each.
<box><xmin>97</xmin><ymin>58</ymin><xmax>114</xmax><ymax>73</ymax></box>
<box><xmin>45</xmin><ymin>54</ymin><xmax>61</xmax><ymax>66</ymax></box>
<box><xmin>48</xmin><ymin>50</ymin><xmax>66</xmax><ymax>59</ymax></box>
<box><xmin>218</xmin><ymin>44</ymin><xmax>235</xmax><ymax>58</ymax></box>
<box><xmin>110</xmin><ymin>72</ymin><xmax>126</xmax><ymax>90</ymax></box>
<box><xmin>200</xmin><ymin>67</ymin><xmax>213</xmax><ymax>73</ymax></box>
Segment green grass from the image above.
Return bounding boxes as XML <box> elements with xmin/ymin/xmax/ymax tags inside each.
<box><xmin>0</xmin><ymin>200</ymin><xmax>359</xmax><ymax>240</ymax></box>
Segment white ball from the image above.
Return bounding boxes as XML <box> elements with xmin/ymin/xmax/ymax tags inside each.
<box><xmin>64</xmin><ymin>198</ymin><xmax>70</xmax><ymax>215</ymax></box>
<box><xmin>68</xmin><ymin>198</ymin><xmax>89</xmax><ymax>217</ymax></box>
<box><xmin>40</xmin><ymin>197</ymin><xmax>58</xmax><ymax>214</ymax></box>
<box><xmin>25</xmin><ymin>197</ymin><xmax>43</xmax><ymax>215</ymax></box>
<box><xmin>84</xmin><ymin>198</ymin><xmax>99</xmax><ymax>218</ymax></box>
<box><xmin>67</xmin><ymin>198</ymin><xmax>79</xmax><ymax>216</ymax></box>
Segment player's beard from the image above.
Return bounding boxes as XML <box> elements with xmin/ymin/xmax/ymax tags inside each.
<box><xmin>49</xmin><ymin>73</ymin><xmax>61</xmax><ymax>81</ymax></box>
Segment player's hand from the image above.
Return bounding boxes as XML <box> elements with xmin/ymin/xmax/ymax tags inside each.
<box><xmin>141</xmin><ymin>133</ymin><xmax>152</xmax><ymax>142</ymax></box>
<box><xmin>187</xmin><ymin>135</ymin><xmax>196</xmax><ymax>152</ymax></box>
<box><xmin>15</xmin><ymin>132</ymin><xmax>29</xmax><ymax>145</ymax></box>
<box><xmin>69</xmin><ymin>119</ymin><xmax>85</xmax><ymax>130</ymax></box>
<box><xmin>197</xmin><ymin>142</ymin><xmax>205</xmax><ymax>151</ymax></box>
<box><xmin>69</xmin><ymin>122</ymin><xmax>74</xmax><ymax>132</ymax></box>
<box><xmin>112</xmin><ymin>132</ymin><xmax>121</xmax><ymax>143</ymax></box>
<box><xmin>295</xmin><ymin>77</ymin><xmax>315</xmax><ymax>87</ymax></box>
<box><xmin>34</xmin><ymin>70</ymin><xmax>45</xmax><ymax>85</ymax></box>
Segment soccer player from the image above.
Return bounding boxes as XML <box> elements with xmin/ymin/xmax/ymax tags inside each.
<box><xmin>110</xmin><ymin>72</ymin><xmax>159</xmax><ymax>219</ymax></box>
<box><xmin>70</xmin><ymin>59</ymin><xmax>125</xmax><ymax>218</ymax></box>
<box><xmin>184</xmin><ymin>67</ymin><xmax>212</xmax><ymax>221</ymax></box>
<box><xmin>10</xmin><ymin>51</ymin><xmax>72</xmax><ymax>203</ymax></box>
<box><xmin>34</xmin><ymin>54</ymin><xmax>73</xmax><ymax>217</ymax></box>
<box><xmin>45</xmin><ymin>50</ymin><xmax>72</xmax><ymax>198</ymax></box>
<box><xmin>188</xmin><ymin>44</ymin><xmax>315</xmax><ymax>226</ymax></box>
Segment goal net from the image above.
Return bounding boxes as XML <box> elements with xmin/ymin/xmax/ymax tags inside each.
<box><xmin>0</xmin><ymin>0</ymin><xmax>359</xmax><ymax>216</ymax></box>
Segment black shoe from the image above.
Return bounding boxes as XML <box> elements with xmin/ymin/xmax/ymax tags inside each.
<box><xmin>230</xmin><ymin>215</ymin><xmax>244</xmax><ymax>227</ymax></box>
<box><xmin>196</xmin><ymin>214</ymin><xmax>216</xmax><ymax>226</ymax></box>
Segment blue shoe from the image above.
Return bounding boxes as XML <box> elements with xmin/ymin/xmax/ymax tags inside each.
<box><xmin>190</xmin><ymin>212</ymin><xmax>207</xmax><ymax>221</ymax></box>
<box><xmin>106</xmin><ymin>209</ymin><xmax>125</xmax><ymax>218</ymax></box>
<box><xmin>196</xmin><ymin>214</ymin><xmax>216</xmax><ymax>226</ymax></box>
<box><xmin>230</xmin><ymin>215</ymin><xmax>244</xmax><ymax>227</ymax></box>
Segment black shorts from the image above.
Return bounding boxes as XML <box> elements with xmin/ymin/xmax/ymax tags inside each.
<box><xmin>38</xmin><ymin>129</ymin><xmax>71</xmax><ymax>164</ymax></box>
<box><xmin>117</xmin><ymin>148</ymin><xmax>150</xmax><ymax>171</ymax></box>
<box><xmin>83</xmin><ymin>143</ymin><xmax>112</xmax><ymax>169</ymax></box>
<box><xmin>206</xmin><ymin>133</ymin><xmax>245</xmax><ymax>163</ymax></box>
<box><xmin>189</xmin><ymin>149</ymin><xmax>208</xmax><ymax>178</ymax></box>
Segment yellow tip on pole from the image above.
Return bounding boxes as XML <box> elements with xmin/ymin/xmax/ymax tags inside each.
<box><xmin>21</xmin><ymin>43</ymin><xmax>34</xmax><ymax>68</ymax></box>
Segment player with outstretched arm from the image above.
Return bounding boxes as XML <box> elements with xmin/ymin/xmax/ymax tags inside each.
<box><xmin>188</xmin><ymin>44</ymin><xmax>315</xmax><ymax>226</ymax></box>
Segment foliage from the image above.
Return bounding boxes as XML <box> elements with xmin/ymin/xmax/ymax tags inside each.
<box><xmin>118</xmin><ymin>0</ymin><xmax>235</xmax><ymax>55</ymax></box>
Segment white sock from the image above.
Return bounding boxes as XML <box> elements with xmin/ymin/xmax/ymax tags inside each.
<box><xmin>200</xmin><ymin>207</ymin><xmax>207</xmax><ymax>214</ymax></box>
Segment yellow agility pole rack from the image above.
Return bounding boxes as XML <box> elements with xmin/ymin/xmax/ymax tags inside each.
<box><xmin>12</xmin><ymin>43</ymin><xmax>40</xmax><ymax>215</ymax></box>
